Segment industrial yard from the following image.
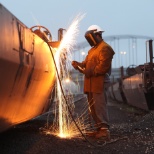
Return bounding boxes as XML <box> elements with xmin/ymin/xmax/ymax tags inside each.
<box><xmin>0</xmin><ymin>95</ymin><xmax>154</xmax><ymax>154</ymax></box>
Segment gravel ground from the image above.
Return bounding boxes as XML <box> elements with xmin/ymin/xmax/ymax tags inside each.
<box><xmin>0</xmin><ymin>95</ymin><xmax>154</xmax><ymax>154</ymax></box>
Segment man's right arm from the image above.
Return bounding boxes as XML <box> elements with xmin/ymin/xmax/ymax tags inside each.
<box><xmin>72</xmin><ymin>61</ymin><xmax>85</xmax><ymax>73</ymax></box>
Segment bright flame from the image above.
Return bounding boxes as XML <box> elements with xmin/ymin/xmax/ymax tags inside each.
<box><xmin>65</xmin><ymin>78</ymin><xmax>70</xmax><ymax>83</ymax></box>
<box><xmin>52</xmin><ymin>14</ymin><xmax>86</xmax><ymax>138</ymax></box>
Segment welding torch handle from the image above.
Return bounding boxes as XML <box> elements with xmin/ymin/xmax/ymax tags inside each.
<box><xmin>77</xmin><ymin>66</ymin><xmax>85</xmax><ymax>73</ymax></box>
<box><xmin>72</xmin><ymin>61</ymin><xmax>85</xmax><ymax>73</ymax></box>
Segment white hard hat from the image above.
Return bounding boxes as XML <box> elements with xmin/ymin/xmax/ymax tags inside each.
<box><xmin>87</xmin><ymin>25</ymin><xmax>104</xmax><ymax>33</ymax></box>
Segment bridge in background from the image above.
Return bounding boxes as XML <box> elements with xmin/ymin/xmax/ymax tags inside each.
<box><xmin>73</xmin><ymin>35</ymin><xmax>154</xmax><ymax>68</ymax></box>
<box><xmin>70</xmin><ymin>35</ymin><xmax>154</xmax><ymax>93</ymax></box>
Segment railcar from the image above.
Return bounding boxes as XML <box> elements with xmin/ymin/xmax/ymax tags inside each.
<box><xmin>0</xmin><ymin>4</ymin><xmax>60</xmax><ymax>132</ymax></box>
<box><xmin>109</xmin><ymin>40</ymin><xmax>154</xmax><ymax>111</ymax></box>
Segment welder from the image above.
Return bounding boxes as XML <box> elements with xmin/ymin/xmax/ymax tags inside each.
<box><xmin>72</xmin><ymin>25</ymin><xmax>115</xmax><ymax>140</ymax></box>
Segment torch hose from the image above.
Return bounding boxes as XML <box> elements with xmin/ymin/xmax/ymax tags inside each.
<box><xmin>46</xmin><ymin>43</ymin><xmax>96</xmax><ymax>147</ymax></box>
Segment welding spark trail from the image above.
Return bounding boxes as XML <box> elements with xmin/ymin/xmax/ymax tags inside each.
<box><xmin>50</xmin><ymin>14</ymin><xmax>87</xmax><ymax>138</ymax></box>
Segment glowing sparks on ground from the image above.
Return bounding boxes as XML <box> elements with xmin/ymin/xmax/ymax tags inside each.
<box><xmin>45</xmin><ymin>14</ymin><xmax>90</xmax><ymax>139</ymax></box>
<box><xmin>49</xmin><ymin>100</ymin><xmax>92</xmax><ymax>139</ymax></box>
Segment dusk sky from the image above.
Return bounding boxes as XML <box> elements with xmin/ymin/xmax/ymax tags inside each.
<box><xmin>1</xmin><ymin>0</ymin><xmax>154</xmax><ymax>67</ymax></box>
<box><xmin>1</xmin><ymin>0</ymin><xmax>154</xmax><ymax>41</ymax></box>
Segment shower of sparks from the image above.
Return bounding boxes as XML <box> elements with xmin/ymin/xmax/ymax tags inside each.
<box><xmin>44</xmin><ymin>13</ymin><xmax>93</xmax><ymax>139</ymax></box>
<box><xmin>45</xmin><ymin>99</ymin><xmax>93</xmax><ymax>138</ymax></box>
<box><xmin>55</xmin><ymin>14</ymin><xmax>84</xmax><ymax>138</ymax></box>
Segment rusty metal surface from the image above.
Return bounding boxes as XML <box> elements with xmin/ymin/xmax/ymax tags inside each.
<box><xmin>122</xmin><ymin>74</ymin><xmax>149</xmax><ymax>110</ymax></box>
<box><xmin>0</xmin><ymin>4</ymin><xmax>56</xmax><ymax>132</ymax></box>
<box><xmin>109</xmin><ymin>73</ymin><xmax>150</xmax><ymax>110</ymax></box>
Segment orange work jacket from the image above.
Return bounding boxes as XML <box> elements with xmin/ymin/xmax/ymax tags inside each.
<box><xmin>81</xmin><ymin>40</ymin><xmax>115</xmax><ymax>93</ymax></box>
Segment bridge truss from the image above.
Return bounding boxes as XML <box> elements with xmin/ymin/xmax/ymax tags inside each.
<box><xmin>73</xmin><ymin>35</ymin><xmax>154</xmax><ymax>68</ymax></box>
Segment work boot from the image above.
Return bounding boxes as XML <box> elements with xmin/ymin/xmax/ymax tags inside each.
<box><xmin>95</xmin><ymin>128</ymin><xmax>110</xmax><ymax>141</ymax></box>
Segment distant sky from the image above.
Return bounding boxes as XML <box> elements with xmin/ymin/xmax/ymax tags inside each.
<box><xmin>1</xmin><ymin>0</ymin><xmax>154</xmax><ymax>41</ymax></box>
<box><xmin>1</xmin><ymin>0</ymin><xmax>154</xmax><ymax>67</ymax></box>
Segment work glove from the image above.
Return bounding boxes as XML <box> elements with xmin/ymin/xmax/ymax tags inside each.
<box><xmin>71</xmin><ymin>61</ymin><xmax>79</xmax><ymax>70</ymax></box>
<box><xmin>72</xmin><ymin>61</ymin><xmax>85</xmax><ymax>73</ymax></box>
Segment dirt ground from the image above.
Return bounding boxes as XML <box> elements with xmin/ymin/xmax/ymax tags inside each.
<box><xmin>0</xmin><ymin>95</ymin><xmax>154</xmax><ymax>154</ymax></box>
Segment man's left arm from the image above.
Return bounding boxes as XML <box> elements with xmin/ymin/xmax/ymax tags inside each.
<box><xmin>93</xmin><ymin>46</ymin><xmax>114</xmax><ymax>76</ymax></box>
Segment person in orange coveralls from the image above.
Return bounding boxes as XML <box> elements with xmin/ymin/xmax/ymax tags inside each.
<box><xmin>72</xmin><ymin>25</ymin><xmax>115</xmax><ymax>140</ymax></box>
